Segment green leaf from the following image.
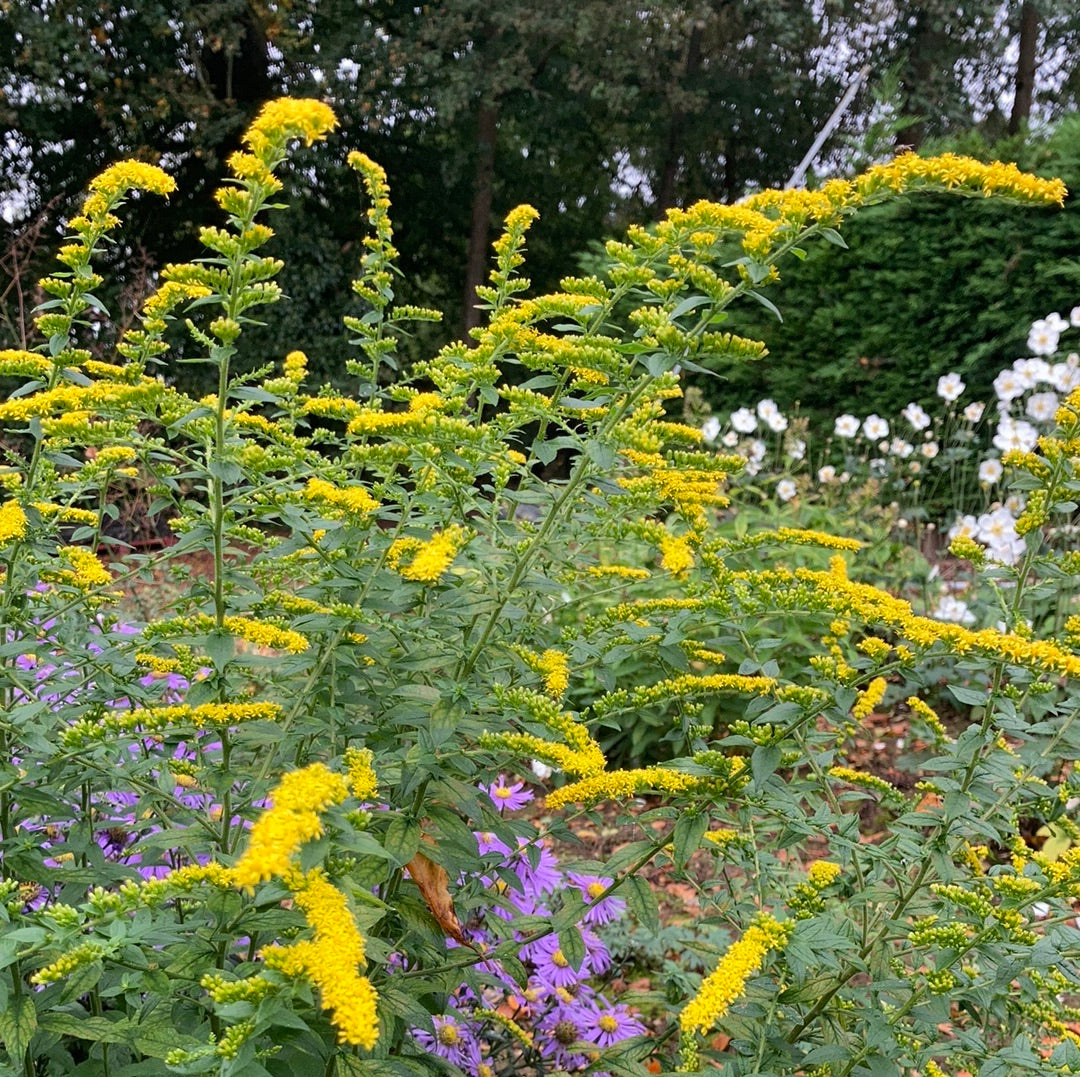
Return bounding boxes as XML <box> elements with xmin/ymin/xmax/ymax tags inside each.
<box><xmin>948</xmin><ymin>684</ymin><xmax>988</xmax><ymax>706</ymax></box>
<box><xmin>623</xmin><ymin>875</ymin><xmax>660</xmax><ymax>934</ymax></box>
<box><xmin>671</xmin><ymin>812</ymin><xmax>708</xmax><ymax>868</ymax></box>
<box><xmin>751</xmin><ymin>744</ymin><xmax>782</xmax><ymax>789</ymax></box>
<box><xmin>38</xmin><ymin>1011</ymin><xmax>135</xmax><ymax>1046</ymax></box>
<box><xmin>558</xmin><ymin>923</ymin><xmax>587</xmax><ymax>971</ymax></box>
<box><xmin>382</xmin><ymin>816</ymin><xmax>421</xmax><ymax>866</ymax></box>
<box><xmin>0</xmin><ymin>996</ymin><xmax>36</xmax><ymax>1063</ymax></box>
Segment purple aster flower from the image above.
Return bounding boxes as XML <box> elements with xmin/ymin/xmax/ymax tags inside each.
<box><xmin>508</xmin><ymin>838</ymin><xmax>561</xmax><ymax>894</ymax></box>
<box><xmin>567</xmin><ymin>871</ymin><xmax>627</xmax><ymax>926</ymax></box>
<box><xmin>523</xmin><ymin>933</ymin><xmax>584</xmax><ymax>989</ymax></box>
<box><xmin>412</xmin><ymin>1013</ymin><xmax>482</xmax><ymax>1070</ymax></box>
<box><xmin>535</xmin><ymin>1000</ymin><xmax>590</xmax><ymax>1070</ymax></box>
<box><xmin>483</xmin><ymin>775</ymin><xmax>534</xmax><ymax>813</ymax></box>
<box><xmin>581</xmin><ymin>999</ymin><xmax>646</xmax><ymax>1046</ymax></box>
<box><xmin>474</xmin><ymin>829</ymin><xmax>512</xmax><ymax>857</ymax></box>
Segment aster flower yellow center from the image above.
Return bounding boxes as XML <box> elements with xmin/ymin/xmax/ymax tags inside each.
<box><xmin>494</xmin><ymin>786</ymin><xmax>513</xmax><ymax>800</ymax></box>
<box><xmin>598</xmin><ymin>1015</ymin><xmax>619</xmax><ymax>1033</ymax></box>
<box><xmin>552</xmin><ymin>949</ymin><xmax>569</xmax><ymax>968</ymax></box>
<box><xmin>437</xmin><ymin>1023</ymin><xmax>460</xmax><ymax>1047</ymax></box>
<box><xmin>586</xmin><ymin>882</ymin><xmax>606</xmax><ymax>900</ymax></box>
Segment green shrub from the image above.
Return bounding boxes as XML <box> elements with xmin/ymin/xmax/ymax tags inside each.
<box><xmin>693</xmin><ymin>115</ymin><xmax>1080</xmax><ymax>427</ymax></box>
<box><xmin>1</xmin><ymin>99</ymin><xmax>1079</xmax><ymax>1077</ymax></box>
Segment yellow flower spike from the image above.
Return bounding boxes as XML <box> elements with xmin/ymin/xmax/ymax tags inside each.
<box><xmin>230</xmin><ymin>763</ymin><xmax>350</xmax><ymax>890</ymax></box>
<box><xmin>0</xmin><ymin>500</ymin><xmax>28</xmax><ymax>544</ymax></box>
<box><xmin>85</xmin><ymin>161</ymin><xmax>176</xmax><ymax>207</ymax></box>
<box><xmin>679</xmin><ymin>913</ymin><xmax>792</xmax><ymax>1038</ymax></box>
<box><xmin>56</xmin><ymin>546</ymin><xmax>112</xmax><ymax>590</ymax></box>
<box><xmin>853</xmin><ymin>676</ymin><xmax>887</xmax><ymax>720</ymax></box>
<box><xmin>261</xmin><ymin>869</ymin><xmax>378</xmax><ymax>1048</ymax></box>
<box><xmin>343</xmin><ymin>746</ymin><xmax>378</xmax><ymax>802</ymax></box>
<box><xmin>391</xmin><ymin>524</ymin><xmax>469</xmax><ymax>583</ymax></box>
<box><xmin>242</xmin><ymin>98</ymin><xmax>338</xmax><ymax>158</ymax></box>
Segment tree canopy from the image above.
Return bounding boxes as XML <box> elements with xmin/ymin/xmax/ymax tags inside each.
<box><xmin>3</xmin><ymin>1</ymin><xmax>1079</xmax><ymax>386</ymax></box>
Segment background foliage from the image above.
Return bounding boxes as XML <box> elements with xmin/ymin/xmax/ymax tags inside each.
<box><xmin>4</xmin><ymin>1</ymin><xmax>1080</xmax><ymax>394</ymax></box>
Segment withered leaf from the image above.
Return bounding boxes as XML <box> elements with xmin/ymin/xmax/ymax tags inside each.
<box><xmin>406</xmin><ymin>847</ymin><xmax>466</xmax><ymax>944</ymax></box>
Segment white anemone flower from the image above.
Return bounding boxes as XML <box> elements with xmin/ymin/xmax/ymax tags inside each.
<box><xmin>962</xmin><ymin>401</ymin><xmax>985</xmax><ymax>423</ymax></box>
<box><xmin>920</xmin><ymin>441</ymin><xmax>939</xmax><ymax>459</ymax></box>
<box><xmin>834</xmin><ymin>414</ymin><xmax>860</xmax><ymax>438</ymax></box>
<box><xmin>992</xmin><ymin>417</ymin><xmax>1038</xmax><ymax>453</ymax></box>
<box><xmin>978</xmin><ymin>458</ymin><xmax>1003</xmax><ymax>484</ymax></box>
<box><xmin>1052</xmin><ymin>357</ymin><xmax>1080</xmax><ymax>392</ymax></box>
<box><xmin>1014</xmin><ymin>357</ymin><xmax>1051</xmax><ymax>386</ymax></box>
<box><xmin>730</xmin><ymin>407</ymin><xmax>757</xmax><ymax>433</ymax></box>
<box><xmin>862</xmin><ymin>414</ymin><xmax>889</xmax><ymax>440</ymax></box>
<box><xmin>721</xmin><ymin>431</ymin><xmax>739</xmax><ymax>447</ymax></box>
<box><xmin>931</xmin><ymin>594</ymin><xmax>976</xmax><ymax>625</ymax></box>
<box><xmin>765</xmin><ymin>410</ymin><xmax>789</xmax><ymax>433</ymax></box>
<box><xmin>776</xmin><ymin>478</ymin><xmax>797</xmax><ymax>502</ymax></box>
<box><xmin>889</xmin><ymin>437</ymin><xmax>913</xmax><ymax>458</ymax></box>
<box><xmin>947</xmin><ymin>514</ymin><xmax>979</xmax><ymax>542</ymax></box>
<box><xmin>756</xmin><ymin>398</ymin><xmax>780</xmax><ymax>421</ymax></box>
<box><xmin>1070</xmin><ymin>306</ymin><xmax>1080</xmax><ymax>328</ymax></box>
<box><xmin>817</xmin><ymin>464</ymin><xmax>837</xmax><ymax>483</ymax></box>
<box><xmin>1025</xmin><ymin>391</ymin><xmax>1059</xmax><ymax>423</ymax></box>
<box><xmin>993</xmin><ymin>368</ymin><xmax>1026</xmax><ymax>402</ymax></box>
<box><xmin>1027</xmin><ymin>318</ymin><xmax>1060</xmax><ymax>357</ymax></box>
<box><xmin>937</xmin><ymin>373</ymin><xmax>965</xmax><ymax>402</ymax></box>
<box><xmin>788</xmin><ymin>438</ymin><xmax>806</xmax><ymax>461</ymax></box>
<box><xmin>1045</xmin><ymin>311</ymin><xmax>1069</xmax><ymax>334</ymax></box>
<box><xmin>901</xmin><ymin>402</ymin><xmax>931</xmax><ymax>430</ymax></box>
<box><xmin>701</xmin><ymin>416</ymin><xmax>721</xmax><ymax>442</ymax></box>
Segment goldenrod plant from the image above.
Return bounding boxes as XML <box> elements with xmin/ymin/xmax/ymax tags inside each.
<box><xmin>0</xmin><ymin>97</ymin><xmax>1076</xmax><ymax>1077</ymax></box>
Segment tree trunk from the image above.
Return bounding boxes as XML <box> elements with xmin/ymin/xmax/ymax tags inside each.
<box><xmin>1009</xmin><ymin>1</ymin><xmax>1039</xmax><ymax>135</ymax></box>
<box><xmin>462</xmin><ymin>103</ymin><xmax>498</xmax><ymax>334</ymax></box>
<box><xmin>654</xmin><ymin>19</ymin><xmax>704</xmax><ymax>216</ymax></box>
<box><xmin>897</xmin><ymin>8</ymin><xmax>946</xmax><ymax>150</ymax></box>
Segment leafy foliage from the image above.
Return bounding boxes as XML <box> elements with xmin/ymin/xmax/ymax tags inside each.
<box><xmin>1</xmin><ymin>100</ymin><xmax>1080</xmax><ymax>1077</ymax></box>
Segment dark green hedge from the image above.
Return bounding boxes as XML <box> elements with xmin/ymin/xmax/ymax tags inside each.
<box><xmin>705</xmin><ymin>117</ymin><xmax>1080</xmax><ymax>424</ymax></box>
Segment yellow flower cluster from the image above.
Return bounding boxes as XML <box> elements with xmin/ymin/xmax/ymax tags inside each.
<box><xmin>242</xmin><ymin>98</ymin><xmax>338</xmax><ymax>157</ymax></box>
<box><xmin>31</xmin><ymin>941</ymin><xmax>108</xmax><ymax>985</ymax></box>
<box><xmin>513</xmin><ymin>647</ymin><xmax>570</xmax><ymax>699</ymax></box>
<box><xmin>87</xmin><ymin>160</ymin><xmax>176</xmax><ymax>202</ymax></box>
<box><xmin>343</xmin><ymin>746</ymin><xmax>378</xmax><ymax>802</ymax></box>
<box><xmin>906</xmin><ymin>696</ymin><xmax>949</xmax><ymax>742</ymax></box>
<box><xmin>303</xmin><ymin>477</ymin><xmax>379</xmax><ymax>518</ymax></box>
<box><xmin>853</xmin><ymin>676</ymin><xmax>887</xmax><ymax>720</ymax></box>
<box><xmin>32</xmin><ymin>503</ymin><xmax>99</xmax><ymax>526</ymax></box>
<box><xmin>828</xmin><ymin>765</ymin><xmax>902</xmax><ymax>802</ymax></box>
<box><xmin>586</xmin><ymin>564</ymin><xmax>651</xmax><ymax>581</ymax></box>
<box><xmin>57</xmin><ymin>546</ymin><xmax>112</xmax><ymax>589</ymax></box>
<box><xmin>546</xmin><ymin>761</ymin><xmax>744</xmax><ymax>809</ymax></box>
<box><xmin>591</xmin><ymin>673</ymin><xmax>778</xmax><ymax>721</ymax></box>
<box><xmin>479</xmin><ymin>730</ymin><xmax>605</xmax><ymax>779</ymax></box>
<box><xmin>201</xmin><ymin>972</ymin><xmax>277</xmax><ymax>1006</ymax></box>
<box><xmin>61</xmin><ymin>701</ymin><xmax>283</xmax><ymax>747</ymax></box>
<box><xmin>0</xmin><ymin>379</ymin><xmax>163</xmax><ymax>423</ymax></box>
<box><xmin>261</xmin><ymin>869</ymin><xmax>378</xmax><ymax>1048</ymax></box>
<box><xmin>175</xmin><ymin>614</ymin><xmax>310</xmax><ymax>654</ymax></box>
<box><xmin>388</xmin><ymin>524</ymin><xmax>468</xmax><ymax>582</ymax></box>
<box><xmin>0</xmin><ymin>499</ymin><xmax>27</xmax><ymax>543</ymax></box>
<box><xmin>0</xmin><ymin>349</ymin><xmax>53</xmax><ymax>378</ymax></box>
<box><xmin>659</xmin><ymin>533</ymin><xmax>695</xmax><ymax>574</ymax></box>
<box><xmin>679</xmin><ymin>914</ymin><xmax>792</xmax><ymax>1037</ymax></box>
<box><xmin>231</xmin><ymin>763</ymin><xmax>350</xmax><ymax>889</ymax></box>
<box><xmin>807</xmin><ymin>861</ymin><xmax>842</xmax><ymax>888</ymax></box>
<box><xmin>854</xmin><ymin>151</ymin><xmax>1066</xmax><ymax>206</ymax></box>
